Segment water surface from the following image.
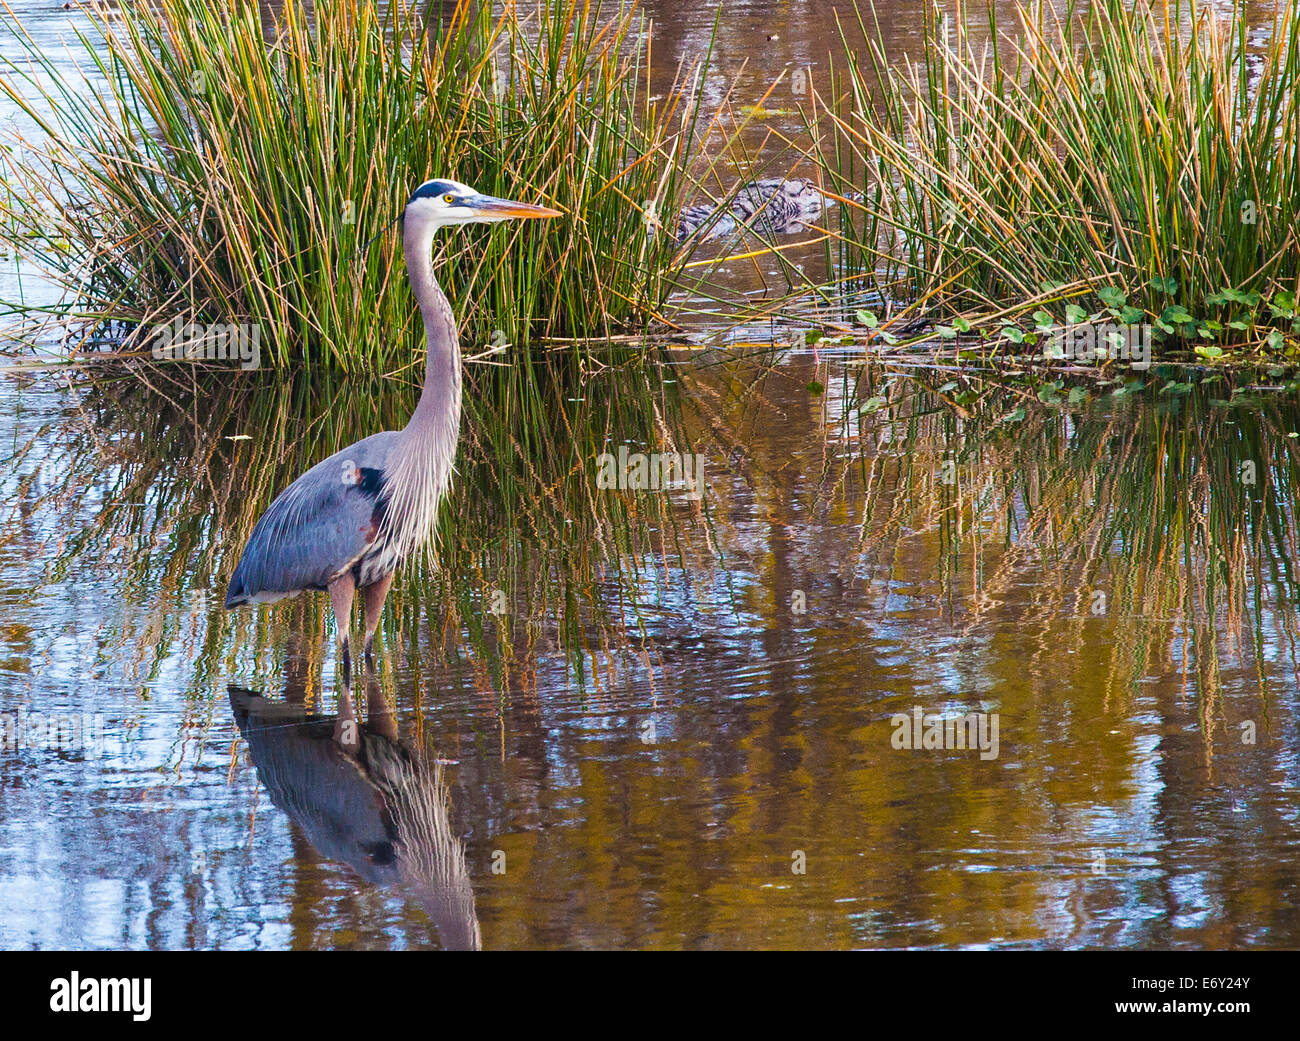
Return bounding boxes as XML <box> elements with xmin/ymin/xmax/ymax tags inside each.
<box><xmin>2</xmin><ymin>354</ymin><xmax>1298</xmax><ymax>949</ymax></box>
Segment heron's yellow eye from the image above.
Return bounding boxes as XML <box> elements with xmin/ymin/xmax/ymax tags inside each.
<box><xmin>443</xmin><ymin>193</ymin><xmax>456</xmax><ymax>205</ymax></box>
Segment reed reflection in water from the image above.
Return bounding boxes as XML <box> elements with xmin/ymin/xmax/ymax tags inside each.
<box><xmin>1</xmin><ymin>351</ymin><xmax>1299</xmax><ymax>948</ymax></box>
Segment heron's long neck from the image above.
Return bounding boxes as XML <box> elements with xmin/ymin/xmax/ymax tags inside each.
<box><xmin>383</xmin><ymin>219</ymin><xmax>462</xmax><ymax>554</ymax></box>
<box><xmin>404</xmin><ymin>219</ymin><xmax>462</xmax><ymax>445</ymax></box>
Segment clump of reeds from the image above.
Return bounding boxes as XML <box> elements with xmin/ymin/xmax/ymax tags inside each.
<box><xmin>0</xmin><ymin>0</ymin><xmax>707</xmax><ymax>367</ymax></box>
<box><xmin>816</xmin><ymin>0</ymin><xmax>1300</xmax><ymax>356</ymax></box>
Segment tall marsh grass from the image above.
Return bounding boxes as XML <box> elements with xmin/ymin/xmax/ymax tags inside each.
<box><xmin>0</xmin><ymin>0</ymin><xmax>707</xmax><ymax>367</ymax></box>
<box><xmin>817</xmin><ymin>0</ymin><xmax>1300</xmax><ymax>354</ymax></box>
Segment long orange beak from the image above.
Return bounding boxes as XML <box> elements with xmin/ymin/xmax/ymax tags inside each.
<box><xmin>465</xmin><ymin>195</ymin><xmax>563</xmax><ymax>220</ymax></box>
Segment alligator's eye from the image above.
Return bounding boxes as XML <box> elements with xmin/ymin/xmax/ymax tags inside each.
<box><xmin>443</xmin><ymin>193</ymin><xmax>456</xmax><ymax>205</ymax></box>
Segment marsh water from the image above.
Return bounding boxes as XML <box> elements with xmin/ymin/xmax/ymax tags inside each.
<box><xmin>4</xmin><ymin>351</ymin><xmax>1300</xmax><ymax>949</ymax></box>
<box><xmin>3</xmin><ymin>0</ymin><xmax>1300</xmax><ymax>950</ymax></box>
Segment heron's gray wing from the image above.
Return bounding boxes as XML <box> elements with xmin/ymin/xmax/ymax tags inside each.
<box><xmin>225</xmin><ymin>439</ymin><xmax>393</xmax><ymax>605</ymax></box>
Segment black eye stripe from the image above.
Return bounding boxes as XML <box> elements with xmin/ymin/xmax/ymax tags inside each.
<box><xmin>409</xmin><ymin>180</ymin><xmax>464</xmax><ymax>204</ymax></box>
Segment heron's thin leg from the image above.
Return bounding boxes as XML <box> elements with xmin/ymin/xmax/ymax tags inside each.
<box><xmin>361</xmin><ymin>572</ymin><xmax>395</xmax><ymax>669</ymax></box>
<box><xmin>328</xmin><ymin>572</ymin><xmax>356</xmax><ymax>695</ymax></box>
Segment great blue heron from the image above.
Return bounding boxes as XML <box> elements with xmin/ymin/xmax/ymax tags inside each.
<box><xmin>224</xmin><ymin>179</ymin><xmax>560</xmax><ymax>689</ymax></box>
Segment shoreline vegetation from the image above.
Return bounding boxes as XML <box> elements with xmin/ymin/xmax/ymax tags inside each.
<box><xmin>0</xmin><ymin>0</ymin><xmax>1296</xmax><ymax>373</ymax></box>
<box><xmin>811</xmin><ymin>0</ymin><xmax>1300</xmax><ymax>364</ymax></box>
<box><xmin>0</xmin><ymin>0</ymin><xmax>722</xmax><ymax>369</ymax></box>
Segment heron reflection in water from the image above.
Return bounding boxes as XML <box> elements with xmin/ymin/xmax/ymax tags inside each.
<box><xmin>229</xmin><ymin>662</ymin><xmax>480</xmax><ymax>951</ymax></box>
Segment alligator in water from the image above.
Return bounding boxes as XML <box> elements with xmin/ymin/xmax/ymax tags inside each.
<box><xmin>675</xmin><ymin>177</ymin><xmax>835</xmax><ymax>243</ymax></box>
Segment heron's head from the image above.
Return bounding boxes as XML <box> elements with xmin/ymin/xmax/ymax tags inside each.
<box><xmin>402</xmin><ymin>178</ymin><xmax>562</xmax><ymax>233</ymax></box>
